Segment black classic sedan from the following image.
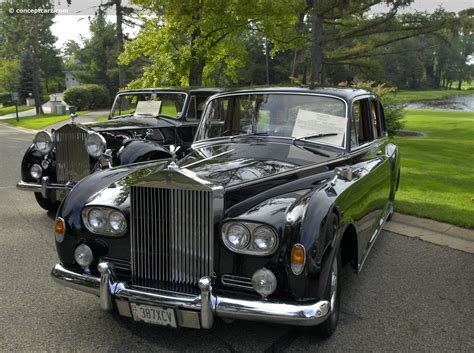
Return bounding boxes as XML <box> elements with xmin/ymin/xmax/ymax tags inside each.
<box><xmin>51</xmin><ymin>87</ymin><xmax>400</xmax><ymax>337</ymax></box>
<box><xmin>16</xmin><ymin>87</ymin><xmax>220</xmax><ymax>211</ymax></box>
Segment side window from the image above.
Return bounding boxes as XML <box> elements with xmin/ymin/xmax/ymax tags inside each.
<box><xmin>352</xmin><ymin>99</ymin><xmax>371</xmax><ymax>146</ymax></box>
<box><xmin>186</xmin><ymin>96</ymin><xmax>197</xmax><ymax>120</ymax></box>
<box><xmin>369</xmin><ymin>99</ymin><xmax>380</xmax><ymax>138</ymax></box>
<box><xmin>379</xmin><ymin>102</ymin><xmax>386</xmax><ymax>134</ymax></box>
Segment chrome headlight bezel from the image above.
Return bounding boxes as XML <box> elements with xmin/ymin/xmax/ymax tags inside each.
<box><xmin>222</xmin><ymin>221</ymin><xmax>279</xmax><ymax>256</ymax></box>
<box><xmin>33</xmin><ymin>131</ymin><xmax>54</xmax><ymax>154</ymax></box>
<box><xmin>85</xmin><ymin>132</ymin><xmax>106</xmax><ymax>158</ymax></box>
<box><xmin>82</xmin><ymin>206</ymin><xmax>127</xmax><ymax>236</ymax></box>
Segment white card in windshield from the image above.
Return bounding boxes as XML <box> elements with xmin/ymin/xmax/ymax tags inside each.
<box><xmin>292</xmin><ymin>109</ymin><xmax>346</xmax><ymax>146</ymax></box>
<box><xmin>134</xmin><ymin>100</ymin><xmax>162</xmax><ymax>116</ymax></box>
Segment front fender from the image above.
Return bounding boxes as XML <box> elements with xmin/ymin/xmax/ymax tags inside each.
<box><xmin>21</xmin><ymin>144</ymin><xmax>46</xmax><ymax>182</ymax></box>
<box><xmin>285</xmin><ymin>183</ymin><xmax>341</xmax><ymax>300</ymax></box>
<box><xmin>117</xmin><ymin>139</ymin><xmax>171</xmax><ymax>165</ymax></box>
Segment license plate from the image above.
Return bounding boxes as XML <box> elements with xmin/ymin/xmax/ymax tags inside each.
<box><xmin>130</xmin><ymin>303</ymin><xmax>177</xmax><ymax>328</ymax></box>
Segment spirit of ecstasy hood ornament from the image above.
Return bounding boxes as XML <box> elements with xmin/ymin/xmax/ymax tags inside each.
<box><xmin>167</xmin><ymin>145</ymin><xmax>180</xmax><ymax>171</ymax></box>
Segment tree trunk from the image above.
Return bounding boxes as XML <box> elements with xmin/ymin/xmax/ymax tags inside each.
<box><xmin>115</xmin><ymin>0</ymin><xmax>127</xmax><ymax>88</ymax></box>
<box><xmin>31</xmin><ymin>0</ymin><xmax>43</xmax><ymax>115</ymax></box>
<box><xmin>32</xmin><ymin>55</ymin><xmax>43</xmax><ymax>115</ymax></box>
<box><xmin>265</xmin><ymin>39</ymin><xmax>270</xmax><ymax>85</ymax></box>
<box><xmin>310</xmin><ymin>0</ymin><xmax>323</xmax><ymax>86</ymax></box>
<box><xmin>291</xmin><ymin>11</ymin><xmax>305</xmax><ymax>81</ymax></box>
<box><xmin>188</xmin><ymin>26</ymin><xmax>205</xmax><ymax>86</ymax></box>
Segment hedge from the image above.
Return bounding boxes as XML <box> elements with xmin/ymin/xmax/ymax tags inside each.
<box><xmin>63</xmin><ymin>84</ymin><xmax>110</xmax><ymax>110</ymax></box>
<box><xmin>0</xmin><ymin>92</ymin><xmax>13</xmax><ymax>106</ymax></box>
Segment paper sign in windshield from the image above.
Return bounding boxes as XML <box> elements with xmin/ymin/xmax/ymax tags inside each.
<box><xmin>134</xmin><ymin>100</ymin><xmax>162</xmax><ymax>116</ymax></box>
<box><xmin>292</xmin><ymin>109</ymin><xmax>346</xmax><ymax>146</ymax></box>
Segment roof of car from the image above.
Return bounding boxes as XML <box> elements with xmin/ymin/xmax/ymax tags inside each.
<box><xmin>116</xmin><ymin>87</ymin><xmax>222</xmax><ymax>95</ymax></box>
<box><xmin>210</xmin><ymin>86</ymin><xmax>373</xmax><ymax>100</ymax></box>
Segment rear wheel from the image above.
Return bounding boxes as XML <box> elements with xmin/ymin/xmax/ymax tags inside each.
<box><xmin>316</xmin><ymin>246</ymin><xmax>341</xmax><ymax>338</ymax></box>
<box><xmin>34</xmin><ymin>192</ymin><xmax>60</xmax><ymax>212</ymax></box>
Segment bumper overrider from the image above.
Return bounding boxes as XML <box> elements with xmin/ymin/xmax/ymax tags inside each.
<box><xmin>16</xmin><ymin>176</ymin><xmax>72</xmax><ymax>198</ymax></box>
<box><xmin>51</xmin><ymin>262</ymin><xmax>331</xmax><ymax>329</ymax></box>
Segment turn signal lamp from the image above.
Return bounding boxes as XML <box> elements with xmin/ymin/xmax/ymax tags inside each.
<box><xmin>291</xmin><ymin>243</ymin><xmax>306</xmax><ymax>275</ymax></box>
<box><xmin>55</xmin><ymin>217</ymin><xmax>65</xmax><ymax>243</ymax></box>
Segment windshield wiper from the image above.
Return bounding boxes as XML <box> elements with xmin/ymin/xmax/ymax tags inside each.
<box><xmin>294</xmin><ymin>133</ymin><xmax>338</xmax><ymax>141</ymax></box>
<box><xmin>230</xmin><ymin>132</ymin><xmax>269</xmax><ymax>142</ymax></box>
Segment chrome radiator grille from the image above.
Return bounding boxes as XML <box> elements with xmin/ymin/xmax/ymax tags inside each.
<box><xmin>130</xmin><ymin>185</ymin><xmax>214</xmax><ymax>289</ymax></box>
<box><xmin>55</xmin><ymin>125</ymin><xmax>90</xmax><ymax>183</ymax></box>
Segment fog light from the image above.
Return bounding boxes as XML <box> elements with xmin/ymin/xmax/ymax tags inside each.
<box><xmin>252</xmin><ymin>268</ymin><xmax>277</xmax><ymax>298</ymax></box>
<box><xmin>30</xmin><ymin>164</ymin><xmax>42</xmax><ymax>179</ymax></box>
<box><xmin>74</xmin><ymin>244</ymin><xmax>94</xmax><ymax>268</ymax></box>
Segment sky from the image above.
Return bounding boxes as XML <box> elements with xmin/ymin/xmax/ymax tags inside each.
<box><xmin>50</xmin><ymin>0</ymin><xmax>473</xmax><ymax>50</ymax></box>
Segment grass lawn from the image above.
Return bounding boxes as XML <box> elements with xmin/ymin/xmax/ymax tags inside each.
<box><xmin>392</xmin><ymin>109</ymin><xmax>474</xmax><ymax>228</ymax></box>
<box><xmin>395</xmin><ymin>89</ymin><xmax>473</xmax><ymax>103</ymax></box>
<box><xmin>2</xmin><ymin>112</ymin><xmax>88</xmax><ymax>130</ymax></box>
<box><xmin>0</xmin><ymin>105</ymin><xmax>32</xmax><ymax>116</ymax></box>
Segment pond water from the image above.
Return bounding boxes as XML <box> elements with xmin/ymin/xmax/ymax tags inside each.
<box><xmin>405</xmin><ymin>94</ymin><xmax>474</xmax><ymax>112</ymax></box>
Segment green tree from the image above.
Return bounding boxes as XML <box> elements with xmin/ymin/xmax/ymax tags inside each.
<box><xmin>0</xmin><ymin>58</ymin><xmax>19</xmax><ymax>92</ymax></box>
<box><xmin>66</xmin><ymin>10</ymin><xmax>121</xmax><ymax>95</ymax></box>
<box><xmin>18</xmin><ymin>50</ymin><xmax>35</xmax><ymax>102</ymax></box>
<box><xmin>0</xmin><ymin>0</ymin><xmax>60</xmax><ymax>113</ymax></box>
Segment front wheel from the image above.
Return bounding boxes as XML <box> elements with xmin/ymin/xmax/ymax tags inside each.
<box><xmin>316</xmin><ymin>247</ymin><xmax>341</xmax><ymax>338</ymax></box>
<box><xmin>34</xmin><ymin>192</ymin><xmax>60</xmax><ymax>212</ymax></box>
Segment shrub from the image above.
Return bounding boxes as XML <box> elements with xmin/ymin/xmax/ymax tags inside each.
<box><xmin>0</xmin><ymin>92</ymin><xmax>13</xmax><ymax>106</ymax></box>
<box><xmin>339</xmin><ymin>80</ymin><xmax>405</xmax><ymax>135</ymax></box>
<box><xmin>63</xmin><ymin>84</ymin><xmax>110</xmax><ymax>110</ymax></box>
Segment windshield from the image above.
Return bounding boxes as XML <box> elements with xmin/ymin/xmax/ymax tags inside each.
<box><xmin>195</xmin><ymin>93</ymin><xmax>347</xmax><ymax>147</ymax></box>
<box><xmin>111</xmin><ymin>92</ymin><xmax>187</xmax><ymax>119</ymax></box>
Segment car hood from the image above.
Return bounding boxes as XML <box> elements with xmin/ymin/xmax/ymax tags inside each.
<box><xmin>81</xmin><ymin>140</ymin><xmax>335</xmax><ymax>208</ymax></box>
<box><xmin>84</xmin><ymin>116</ymin><xmax>177</xmax><ymax>132</ymax></box>
<box><xmin>177</xmin><ymin>140</ymin><xmax>332</xmax><ymax>187</ymax></box>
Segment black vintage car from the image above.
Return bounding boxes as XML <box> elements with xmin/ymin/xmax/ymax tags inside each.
<box><xmin>16</xmin><ymin>87</ymin><xmax>220</xmax><ymax>211</ymax></box>
<box><xmin>51</xmin><ymin>87</ymin><xmax>400</xmax><ymax>337</ymax></box>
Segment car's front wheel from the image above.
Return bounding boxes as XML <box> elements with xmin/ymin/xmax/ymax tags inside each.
<box><xmin>316</xmin><ymin>246</ymin><xmax>341</xmax><ymax>338</ymax></box>
<box><xmin>34</xmin><ymin>193</ymin><xmax>60</xmax><ymax>212</ymax></box>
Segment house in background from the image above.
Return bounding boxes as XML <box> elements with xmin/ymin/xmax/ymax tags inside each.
<box><xmin>64</xmin><ymin>70</ymin><xmax>80</xmax><ymax>89</ymax></box>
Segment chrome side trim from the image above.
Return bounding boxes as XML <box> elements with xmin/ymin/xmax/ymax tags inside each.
<box><xmin>358</xmin><ymin>202</ymin><xmax>393</xmax><ymax>273</ymax></box>
<box><xmin>51</xmin><ymin>262</ymin><xmax>331</xmax><ymax>328</ymax></box>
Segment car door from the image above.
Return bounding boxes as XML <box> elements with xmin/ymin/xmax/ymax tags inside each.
<box><xmin>346</xmin><ymin>96</ymin><xmax>392</xmax><ymax>266</ymax></box>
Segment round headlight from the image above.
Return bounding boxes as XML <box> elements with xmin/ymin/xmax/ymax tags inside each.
<box><xmin>224</xmin><ymin>223</ymin><xmax>250</xmax><ymax>250</ymax></box>
<box><xmin>30</xmin><ymin>164</ymin><xmax>42</xmax><ymax>179</ymax></box>
<box><xmin>74</xmin><ymin>244</ymin><xmax>94</xmax><ymax>267</ymax></box>
<box><xmin>87</xmin><ymin>208</ymin><xmax>107</xmax><ymax>231</ymax></box>
<box><xmin>252</xmin><ymin>268</ymin><xmax>277</xmax><ymax>298</ymax></box>
<box><xmin>253</xmin><ymin>226</ymin><xmax>277</xmax><ymax>251</ymax></box>
<box><xmin>85</xmin><ymin>133</ymin><xmax>106</xmax><ymax>157</ymax></box>
<box><xmin>109</xmin><ymin>210</ymin><xmax>127</xmax><ymax>234</ymax></box>
<box><xmin>34</xmin><ymin>131</ymin><xmax>53</xmax><ymax>154</ymax></box>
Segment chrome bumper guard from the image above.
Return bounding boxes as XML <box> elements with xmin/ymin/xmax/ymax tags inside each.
<box><xmin>51</xmin><ymin>262</ymin><xmax>331</xmax><ymax>329</ymax></box>
<box><xmin>17</xmin><ymin>176</ymin><xmax>72</xmax><ymax>198</ymax></box>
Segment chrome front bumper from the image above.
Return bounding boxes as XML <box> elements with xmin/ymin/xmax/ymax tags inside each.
<box><xmin>51</xmin><ymin>263</ymin><xmax>331</xmax><ymax>329</ymax></box>
<box><xmin>17</xmin><ymin>176</ymin><xmax>72</xmax><ymax>198</ymax></box>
